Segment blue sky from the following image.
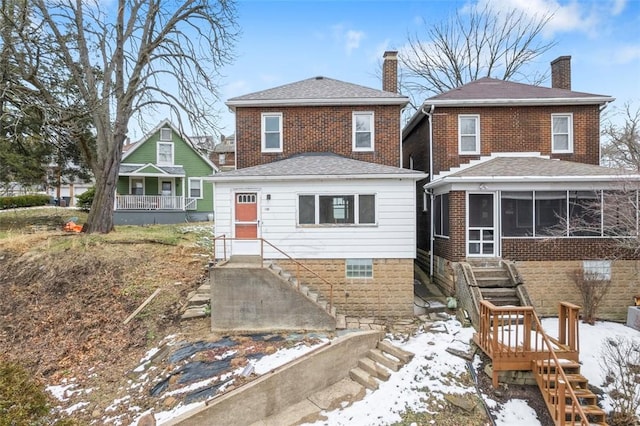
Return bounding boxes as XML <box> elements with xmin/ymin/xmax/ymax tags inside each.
<box><xmin>206</xmin><ymin>0</ymin><xmax>640</xmax><ymax>137</ymax></box>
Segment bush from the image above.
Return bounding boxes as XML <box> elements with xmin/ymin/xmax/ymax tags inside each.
<box><xmin>0</xmin><ymin>194</ymin><xmax>51</xmax><ymax>210</ymax></box>
<box><xmin>76</xmin><ymin>186</ymin><xmax>95</xmax><ymax>212</ymax></box>
<box><xmin>570</xmin><ymin>268</ymin><xmax>611</xmax><ymax>325</ymax></box>
<box><xmin>601</xmin><ymin>337</ymin><xmax>640</xmax><ymax>426</ymax></box>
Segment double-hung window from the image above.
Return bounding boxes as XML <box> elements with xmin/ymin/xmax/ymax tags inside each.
<box><xmin>551</xmin><ymin>113</ymin><xmax>573</xmax><ymax>153</ymax></box>
<box><xmin>458</xmin><ymin>115</ymin><xmax>480</xmax><ymax>155</ymax></box>
<box><xmin>189</xmin><ymin>178</ymin><xmax>202</xmax><ymax>199</ymax></box>
<box><xmin>130</xmin><ymin>177</ymin><xmax>144</xmax><ymax>195</ymax></box>
<box><xmin>353</xmin><ymin>112</ymin><xmax>374</xmax><ymax>151</ymax></box>
<box><xmin>298</xmin><ymin>194</ymin><xmax>376</xmax><ymax>225</ymax></box>
<box><xmin>157</xmin><ymin>142</ymin><xmax>174</xmax><ymax>165</ymax></box>
<box><xmin>262</xmin><ymin>113</ymin><xmax>283</xmax><ymax>152</ymax></box>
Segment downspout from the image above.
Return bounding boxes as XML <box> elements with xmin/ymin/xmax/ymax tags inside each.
<box><xmin>422</xmin><ymin>104</ymin><xmax>435</xmax><ymax>277</ymax></box>
<box><xmin>599</xmin><ymin>101</ymin><xmax>612</xmax><ymax>166</ymax></box>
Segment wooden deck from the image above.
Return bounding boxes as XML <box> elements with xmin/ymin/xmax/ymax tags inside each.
<box><xmin>473</xmin><ymin>301</ymin><xmax>607</xmax><ymax>426</ymax></box>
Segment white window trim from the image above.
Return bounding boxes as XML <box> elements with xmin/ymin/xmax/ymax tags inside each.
<box><xmin>458</xmin><ymin>114</ymin><xmax>480</xmax><ymax>155</ymax></box>
<box><xmin>261</xmin><ymin>112</ymin><xmax>283</xmax><ymax>153</ymax></box>
<box><xmin>551</xmin><ymin>113</ymin><xmax>574</xmax><ymax>153</ymax></box>
<box><xmin>157</xmin><ymin>142</ymin><xmax>174</xmax><ymax>166</ymax></box>
<box><xmin>297</xmin><ymin>193</ymin><xmax>378</xmax><ymax>226</ymax></box>
<box><xmin>160</xmin><ymin>128</ymin><xmax>172</xmax><ymax>141</ymax></box>
<box><xmin>188</xmin><ymin>178</ymin><xmax>203</xmax><ymax>199</ymax></box>
<box><xmin>129</xmin><ymin>177</ymin><xmax>145</xmax><ymax>195</ymax></box>
<box><xmin>219</xmin><ymin>153</ymin><xmax>226</xmax><ymax>165</ymax></box>
<box><xmin>352</xmin><ymin>111</ymin><xmax>375</xmax><ymax>152</ymax></box>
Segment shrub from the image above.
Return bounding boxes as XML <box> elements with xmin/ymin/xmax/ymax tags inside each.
<box><xmin>600</xmin><ymin>337</ymin><xmax>640</xmax><ymax>426</ymax></box>
<box><xmin>0</xmin><ymin>361</ymin><xmax>50</xmax><ymax>424</ymax></box>
<box><xmin>76</xmin><ymin>186</ymin><xmax>95</xmax><ymax>212</ymax></box>
<box><xmin>570</xmin><ymin>268</ymin><xmax>611</xmax><ymax>325</ymax></box>
<box><xmin>0</xmin><ymin>194</ymin><xmax>51</xmax><ymax>209</ymax></box>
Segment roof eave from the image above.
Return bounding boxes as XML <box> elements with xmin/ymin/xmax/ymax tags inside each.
<box><xmin>226</xmin><ymin>97</ymin><xmax>409</xmax><ymax>110</ymax></box>
<box><xmin>423</xmin><ymin>97</ymin><xmax>615</xmax><ymax>107</ymax></box>
<box><xmin>425</xmin><ymin>174</ymin><xmax>640</xmax><ymax>188</ymax></box>
<box><xmin>209</xmin><ymin>172</ymin><xmax>427</xmax><ymax>182</ymax></box>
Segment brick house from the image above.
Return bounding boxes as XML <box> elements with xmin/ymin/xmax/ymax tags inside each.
<box><xmin>211</xmin><ymin>52</ymin><xmax>426</xmax><ymax>318</ymax></box>
<box><xmin>403</xmin><ymin>56</ymin><xmax>640</xmax><ymax>321</ymax></box>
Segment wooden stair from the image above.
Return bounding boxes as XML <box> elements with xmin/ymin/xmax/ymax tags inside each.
<box><xmin>348</xmin><ymin>340</ymin><xmax>414</xmax><ymax>391</ymax></box>
<box><xmin>533</xmin><ymin>359</ymin><xmax>607</xmax><ymax>426</ymax></box>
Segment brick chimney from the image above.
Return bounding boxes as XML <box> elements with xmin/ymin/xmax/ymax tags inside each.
<box><xmin>382</xmin><ymin>51</ymin><xmax>398</xmax><ymax>93</ymax></box>
<box><xmin>551</xmin><ymin>56</ymin><xmax>571</xmax><ymax>90</ymax></box>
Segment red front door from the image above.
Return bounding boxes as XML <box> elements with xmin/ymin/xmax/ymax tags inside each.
<box><xmin>235</xmin><ymin>193</ymin><xmax>258</xmax><ymax>239</ymax></box>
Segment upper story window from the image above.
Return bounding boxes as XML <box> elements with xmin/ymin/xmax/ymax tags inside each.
<box><xmin>353</xmin><ymin>112</ymin><xmax>374</xmax><ymax>151</ymax></box>
<box><xmin>552</xmin><ymin>113</ymin><xmax>573</xmax><ymax>153</ymax></box>
<box><xmin>262</xmin><ymin>113</ymin><xmax>283</xmax><ymax>152</ymax></box>
<box><xmin>157</xmin><ymin>142</ymin><xmax>174</xmax><ymax>165</ymax></box>
<box><xmin>458</xmin><ymin>115</ymin><xmax>480</xmax><ymax>155</ymax></box>
<box><xmin>160</xmin><ymin>128</ymin><xmax>172</xmax><ymax>141</ymax></box>
<box><xmin>219</xmin><ymin>153</ymin><xmax>226</xmax><ymax>165</ymax></box>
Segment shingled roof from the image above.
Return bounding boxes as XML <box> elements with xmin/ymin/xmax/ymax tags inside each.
<box><xmin>210</xmin><ymin>153</ymin><xmax>425</xmax><ymax>181</ymax></box>
<box><xmin>426</xmin><ymin>77</ymin><xmax>613</xmax><ymax>106</ymax></box>
<box><xmin>426</xmin><ymin>155</ymin><xmax>639</xmax><ymax>189</ymax></box>
<box><xmin>226</xmin><ymin>76</ymin><xmax>408</xmax><ymax>109</ymax></box>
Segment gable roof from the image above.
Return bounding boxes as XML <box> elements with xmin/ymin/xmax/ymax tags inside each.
<box><xmin>121</xmin><ymin>118</ymin><xmax>218</xmax><ymax>172</ymax></box>
<box><xmin>226</xmin><ymin>76</ymin><xmax>408</xmax><ymax>109</ymax></box>
<box><xmin>209</xmin><ymin>153</ymin><xmax>426</xmax><ymax>181</ymax></box>
<box><xmin>426</xmin><ymin>154</ymin><xmax>640</xmax><ymax>190</ymax></box>
<box><xmin>119</xmin><ymin>163</ymin><xmax>186</xmax><ymax>176</ymax></box>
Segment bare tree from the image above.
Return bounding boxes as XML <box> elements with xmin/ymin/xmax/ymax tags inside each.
<box><xmin>401</xmin><ymin>3</ymin><xmax>556</xmax><ymax>97</ymax></box>
<box><xmin>602</xmin><ymin>102</ymin><xmax>640</xmax><ymax>172</ymax></box>
<box><xmin>7</xmin><ymin>0</ymin><xmax>237</xmax><ymax>233</ymax></box>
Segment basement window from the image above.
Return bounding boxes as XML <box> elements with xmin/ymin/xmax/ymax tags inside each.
<box><xmin>346</xmin><ymin>259</ymin><xmax>373</xmax><ymax>278</ymax></box>
<box><xmin>583</xmin><ymin>260</ymin><xmax>611</xmax><ymax>281</ymax></box>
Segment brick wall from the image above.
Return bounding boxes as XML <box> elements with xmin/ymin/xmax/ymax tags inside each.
<box><xmin>516</xmin><ymin>260</ymin><xmax>639</xmax><ymax>321</ymax></box>
<box><xmin>433</xmin><ymin>191</ymin><xmax>466</xmax><ymax>261</ymax></box>
<box><xmin>502</xmin><ymin>238</ymin><xmax>637</xmax><ymax>261</ymax></box>
<box><xmin>431</xmin><ymin>105</ymin><xmax>601</xmax><ymax>174</ymax></box>
<box><xmin>278</xmin><ymin>258</ymin><xmax>414</xmax><ymax>318</ymax></box>
<box><xmin>236</xmin><ymin>105</ymin><xmax>402</xmax><ymax>168</ymax></box>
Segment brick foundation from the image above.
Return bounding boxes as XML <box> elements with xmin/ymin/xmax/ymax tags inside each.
<box><xmin>277</xmin><ymin>258</ymin><xmax>414</xmax><ymax>318</ymax></box>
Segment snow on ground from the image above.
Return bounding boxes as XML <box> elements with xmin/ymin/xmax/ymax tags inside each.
<box><xmin>50</xmin><ymin>315</ymin><xmax>640</xmax><ymax>425</ymax></box>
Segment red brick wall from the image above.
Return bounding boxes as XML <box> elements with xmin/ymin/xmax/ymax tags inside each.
<box><xmin>236</xmin><ymin>105</ymin><xmax>402</xmax><ymax>168</ymax></box>
<box><xmin>403</xmin><ymin>119</ymin><xmax>431</xmax><ymax>250</ymax></box>
<box><xmin>502</xmin><ymin>238</ymin><xmax>637</xmax><ymax>261</ymax></box>
<box><xmin>431</xmin><ymin>105</ymin><xmax>601</xmax><ymax>174</ymax></box>
<box><xmin>433</xmin><ymin>191</ymin><xmax>466</xmax><ymax>261</ymax></box>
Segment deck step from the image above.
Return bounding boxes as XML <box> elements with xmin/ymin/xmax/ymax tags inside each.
<box><xmin>349</xmin><ymin>367</ymin><xmax>378</xmax><ymax>390</ymax></box>
<box><xmin>358</xmin><ymin>357</ymin><xmax>391</xmax><ymax>381</ymax></box>
<box><xmin>560</xmin><ymin>404</ymin><xmax>606</xmax><ymax>422</ymax></box>
<box><xmin>377</xmin><ymin>340</ymin><xmax>414</xmax><ymax>364</ymax></box>
<box><xmin>546</xmin><ymin>388</ymin><xmax>598</xmax><ymax>406</ymax></box>
<box><xmin>541</xmin><ymin>373</ymin><xmax>589</xmax><ymax>389</ymax></box>
<box><xmin>535</xmin><ymin>359</ymin><xmax>582</xmax><ymax>374</ymax></box>
<box><xmin>367</xmin><ymin>348</ymin><xmax>401</xmax><ymax>372</ymax></box>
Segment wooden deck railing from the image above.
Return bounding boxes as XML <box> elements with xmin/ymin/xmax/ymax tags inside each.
<box><xmin>212</xmin><ymin>235</ymin><xmax>335</xmax><ymax>314</ymax></box>
<box><xmin>474</xmin><ymin>301</ymin><xmax>593</xmax><ymax>425</ymax></box>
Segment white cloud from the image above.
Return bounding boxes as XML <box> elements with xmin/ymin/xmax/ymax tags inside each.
<box><xmin>610</xmin><ymin>0</ymin><xmax>627</xmax><ymax>16</ymax></box>
<box><xmin>613</xmin><ymin>44</ymin><xmax>640</xmax><ymax>64</ymax></box>
<box><xmin>345</xmin><ymin>29</ymin><xmax>365</xmax><ymax>54</ymax></box>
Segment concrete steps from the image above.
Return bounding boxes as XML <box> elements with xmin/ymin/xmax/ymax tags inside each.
<box><xmin>267</xmin><ymin>261</ymin><xmax>342</xmax><ymax>326</ymax></box>
<box><xmin>349</xmin><ymin>340</ymin><xmax>414</xmax><ymax>390</ymax></box>
<box><xmin>180</xmin><ymin>283</ymin><xmax>210</xmax><ymax>320</ymax></box>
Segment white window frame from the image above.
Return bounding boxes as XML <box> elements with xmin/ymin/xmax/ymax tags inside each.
<box><xmin>188</xmin><ymin>178</ymin><xmax>203</xmax><ymax>199</ymax></box>
<box><xmin>551</xmin><ymin>113</ymin><xmax>573</xmax><ymax>153</ymax></box>
<box><xmin>160</xmin><ymin>128</ymin><xmax>172</xmax><ymax>141</ymax></box>
<box><xmin>458</xmin><ymin>114</ymin><xmax>480</xmax><ymax>155</ymax></box>
<box><xmin>583</xmin><ymin>260</ymin><xmax>611</xmax><ymax>281</ymax></box>
<box><xmin>346</xmin><ymin>259</ymin><xmax>373</xmax><ymax>279</ymax></box>
<box><xmin>129</xmin><ymin>177</ymin><xmax>144</xmax><ymax>195</ymax></box>
<box><xmin>352</xmin><ymin>111</ymin><xmax>375</xmax><ymax>152</ymax></box>
<box><xmin>297</xmin><ymin>193</ymin><xmax>377</xmax><ymax>226</ymax></box>
<box><xmin>157</xmin><ymin>142</ymin><xmax>174</xmax><ymax>166</ymax></box>
<box><xmin>219</xmin><ymin>153</ymin><xmax>226</xmax><ymax>165</ymax></box>
<box><xmin>261</xmin><ymin>112</ymin><xmax>283</xmax><ymax>153</ymax></box>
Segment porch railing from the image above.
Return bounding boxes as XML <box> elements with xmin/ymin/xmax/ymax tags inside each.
<box><xmin>212</xmin><ymin>235</ymin><xmax>335</xmax><ymax>315</ymax></box>
<box><xmin>115</xmin><ymin>195</ymin><xmax>197</xmax><ymax>210</ymax></box>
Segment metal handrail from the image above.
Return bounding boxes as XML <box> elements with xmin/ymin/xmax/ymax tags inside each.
<box><xmin>211</xmin><ymin>235</ymin><xmax>335</xmax><ymax>314</ymax></box>
<box><xmin>476</xmin><ymin>301</ymin><xmax>591</xmax><ymax>425</ymax></box>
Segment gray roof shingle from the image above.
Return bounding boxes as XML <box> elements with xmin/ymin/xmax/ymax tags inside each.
<box><xmin>427</xmin><ymin>77</ymin><xmax>612</xmax><ymax>103</ymax></box>
<box><xmin>445</xmin><ymin>156</ymin><xmax>634</xmax><ymax>178</ymax></box>
<box><xmin>210</xmin><ymin>153</ymin><xmax>425</xmax><ymax>180</ymax></box>
<box><xmin>226</xmin><ymin>76</ymin><xmax>407</xmax><ymax>107</ymax></box>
